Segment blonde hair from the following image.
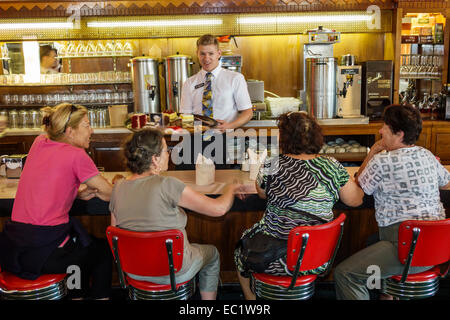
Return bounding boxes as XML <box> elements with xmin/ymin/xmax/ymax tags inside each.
<box><xmin>41</xmin><ymin>103</ymin><xmax>87</xmax><ymax>141</ymax></box>
<box><xmin>196</xmin><ymin>34</ymin><xmax>219</xmax><ymax>49</ymax></box>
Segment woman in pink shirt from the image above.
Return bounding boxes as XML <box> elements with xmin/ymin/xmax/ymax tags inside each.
<box><xmin>0</xmin><ymin>103</ymin><xmax>113</xmax><ymax>299</ymax></box>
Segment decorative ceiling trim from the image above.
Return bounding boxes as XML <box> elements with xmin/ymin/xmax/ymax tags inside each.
<box><xmin>0</xmin><ymin>1</ymin><xmax>396</xmax><ymax>18</ymax></box>
<box><xmin>396</xmin><ymin>0</ymin><xmax>450</xmax><ymax>10</ymax></box>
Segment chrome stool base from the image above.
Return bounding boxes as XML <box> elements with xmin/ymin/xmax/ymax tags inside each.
<box><xmin>252</xmin><ymin>277</ymin><xmax>315</xmax><ymax>300</ymax></box>
<box><xmin>1</xmin><ymin>279</ymin><xmax>67</xmax><ymax>300</ymax></box>
<box><xmin>382</xmin><ymin>277</ymin><xmax>439</xmax><ymax>300</ymax></box>
<box><xmin>128</xmin><ymin>279</ymin><xmax>196</xmax><ymax>300</ymax></box>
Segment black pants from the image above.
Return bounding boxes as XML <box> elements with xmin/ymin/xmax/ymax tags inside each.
<box><xmin>41</xmin><ymin>236</ymin><xmax>112</xmax><ymax>299</ymax></box>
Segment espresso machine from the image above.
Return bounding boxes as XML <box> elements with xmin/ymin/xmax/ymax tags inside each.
<box><xmin>336</xmin><ymin>55</ymin><xmax>363</xmax><ymax>118</ymax></box>
<box><xmin>220</xmin><ymin>54</ymin><xmax>242</xmax><ymax>72</ymax></box>
<box><xmin>362</xmin><ymin>60</ymin><xmax>394</xmax><ymax>120</ymax></box>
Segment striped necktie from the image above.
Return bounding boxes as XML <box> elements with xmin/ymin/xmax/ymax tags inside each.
<box><xmin>202</xmin><ymin>72</ymin><xmax>213</xmax><ymax>117</ymax></box>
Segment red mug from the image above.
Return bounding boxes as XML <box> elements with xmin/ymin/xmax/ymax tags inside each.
<box><xmin>131</xmin><ymin>114</ymin><xmax>147</xmax><ymax>129</ymax></box>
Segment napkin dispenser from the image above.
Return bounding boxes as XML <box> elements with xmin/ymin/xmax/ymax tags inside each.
<box><xmin>195</xmin><ymin>154</ymin><xmax>215</xmax><ymax>186</ymax></box>
<box><xmin>3</xmin><ymin>154</ymin><xmax>27</xmax><ymax>179</ymax></box>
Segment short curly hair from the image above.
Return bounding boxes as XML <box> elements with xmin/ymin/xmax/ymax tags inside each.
<box><xmin>123</xmin><ymin>128</ymin><xmax>164</xmax><ymax>174</ymax></box>
<box><xmin>277</xmin><ymin>111</ymin><xmax>323</xmax><ymax>155</ymax></box>
<box><xmin>383</xmin><ymin>104</ymin><xmax>422</xmax><ymax>145</ymax></box>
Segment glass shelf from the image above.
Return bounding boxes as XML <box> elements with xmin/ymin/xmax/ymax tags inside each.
<box><xmin>59</xmin><ymin>54</ymin><xmax>133</xmax><ymax>59</ymax></box>
<box><xmin>0</xmin><ymin>81</ymin><xmax>131</xmax><ymax>87</ymax></box>
<box><xmin>399</xmin><ymin>76</ymin><xmax>441</xmax><ymax>80</ymax></box>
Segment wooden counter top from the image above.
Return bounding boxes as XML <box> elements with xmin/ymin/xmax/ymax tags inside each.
<box><xmin>4</xmin><ymin>166</ymin><xmax>450</xmax><ymax>200</ymax></box>
<box><xmin>0</xmin><ymin>168</ymin><xmax>365</xmax><ymax>200</ymax></box>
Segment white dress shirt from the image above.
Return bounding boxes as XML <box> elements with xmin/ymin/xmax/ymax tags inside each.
<box><xmin>180</xmin><ymin>65</ymin><xmax>252</xmax><ymax>123</ymax></box>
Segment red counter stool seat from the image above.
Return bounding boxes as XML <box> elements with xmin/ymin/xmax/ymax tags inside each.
<box><xmin>106</xmin><ymin>226</ymin><xmax>195</xmax><ymax>300</ymax></box>
<box><xmin>0</xmin><ymin>271</ymin><xmax>67</xmax><ymax>300</ymax></box>
<box><xmin>382</xmin><ymin>219</ymin><xmax>450</xmax><ymax>300</ymax></box>
<box><xmin>251</xmin><ymin>213</ymin><xmax>346</xmax><ymax>300</ymax></box>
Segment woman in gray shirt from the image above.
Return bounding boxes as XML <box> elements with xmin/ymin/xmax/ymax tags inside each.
<box><xmin>109</xmin><ymin>128</ymin><xmax>242</xmax><ymax>300</ymax></box>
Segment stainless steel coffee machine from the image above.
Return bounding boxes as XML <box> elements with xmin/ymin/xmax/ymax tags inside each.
<box><xmin>303</xmin><ymin>27</ymin><xmax>340</xmax><ymax>119</ymax></box>
<box><xmin>163</xmin><ymin>55</ymin><xmax>193</xmax><ymax>113</ymax></box>
<box><xmin>220</xmin><ymin>54</ymin><xmax>242</xmax><ymax>73</ymax></box>
<box><xmin>130</xmin><ymin>57</ymin><xmax>161</xmax><ymax>114</ymax></box>
<box><xmin>337</xmin><ymin>55</ymin><xmax>362</xmax><ymax>118</ymax></box>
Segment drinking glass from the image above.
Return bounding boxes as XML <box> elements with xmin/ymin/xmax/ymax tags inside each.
<box><xmin>76</xmin><ymin>41</ymin><xmax>87</xmax><ymax>56</ymax></box>
<box><xmin>88</xmin><ymin>108</ymin><xmax>97</xmax><ymax>128</ymax></box>
<box><xmin>20</xmin><ymin>95</ymin><xmax>29</xmax><ymax>105</ymax></box>
<box><xmin>8</xmin><ymin>109</ymin><xmax>18</xmax><ymax>128</ymax></box>
<box><xmin>86</xmin><ymin>41</ymin><xmax>96</xmax><ymax>56</ymax></box>
<box><xmin>97</xmin><ymin>108</ymin><xmax>107</xmax><ymax>128</ymax></box>
<box><xmin>113</xmin><ymin>41</ymin><xmax>123</xmax><ymax>56</ymax></box>
<box><xmin>3</xmin><ymin>94</ymin><xmax>11</xmax><ymax>105</ymax></box>
<box><xmin>35</xmin><ymin>94</ymin><xmax>43</xmax><ymax>105</ymax></box>
<box><xmin>123</xmin><ymin>42</ymin><xmax>133</xmax><ymax>56</ymax></box>
<box><xmin>96</xmin><ymin>42</ymin><xmax>106</xmax><ymax>56</ymax></box>
<box><xmin>105</xmin><ymin>42</ymin><xmax>114</xmax><ymax>56</ymax></box>
<box><xmin>29</xmin><ymin>94</ymin><xmax>36</xmax><ymax>105</ymax></box>
<box><xmin>66</xmin><ymin>43</ymin><xmax>76</xmax><ymax>57</ymax></box>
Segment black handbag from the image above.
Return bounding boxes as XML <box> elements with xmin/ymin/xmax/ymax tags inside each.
<box><xmin>237</xmin><ymin>228</ymin><xmax>287</xmax><ymax>273</ymax></box>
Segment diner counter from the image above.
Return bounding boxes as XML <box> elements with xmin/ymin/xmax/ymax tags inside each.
<box><xmin>0</xmin><ymin>168</ymin><xmax>360</xmax><ymax>200</ymax></box>
<box><xmin>0</xmin><ymin>167</ymin><xmax>449</xmax><ymax>284</ymax></box>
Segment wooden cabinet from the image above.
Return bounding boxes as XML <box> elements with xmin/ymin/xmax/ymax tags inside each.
<box><xmin>87</xmin><ymin>132</ymin><xmax>131</xmax><ymax>171</ymax></box>
<box><xmin>431</xmin><ymin>121</ymin><xmax>450</xmax><ymax>164</ymax></box>
<box><xmin>0</xmin><ymin>134</ymin><xmax>36</xmax><ymax>155</ymax></box>
<box><xmin>1</xmin><ymin>121</ymin><xmax>449</xmax><ymax>167</ymax></box>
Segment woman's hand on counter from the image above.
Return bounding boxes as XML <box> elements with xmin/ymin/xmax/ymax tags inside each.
<box><xmin>78</xmin><ymin>185</ymin><xmax>99</xmax><ymax>201</ymax></box>
<box><xmin>111</xmin><ymin>174</ymin><xmax>125</xmax><ymax>185</ymax></box>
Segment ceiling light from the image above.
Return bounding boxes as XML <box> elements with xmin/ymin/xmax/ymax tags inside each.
<box><xmin>88</xmin><ymin>19</ymin><xmax>223</xmax><ymax>28</ymax></box>
<box><xmin>238</xmin><ymin>14</ymin><xmax>372</xmax><ymax>24</ymax></box>
<box><xmin>0</xmin><ymin>22</ymin><xmax>74</xmax><ymax>30</ymax></box>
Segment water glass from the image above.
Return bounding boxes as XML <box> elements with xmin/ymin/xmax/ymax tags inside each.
<box><xmin>30</xmin><ymin>110</ymin><xmax>41</xmax><ymax>128</ymax></box>
<box><xmin>97</xmin><ymin>108</ymin><xmax>107</xmax><ymax>128</ymax></box>
<box><xmin>19</xmin><ymin>110</ymin><xmax>29</xmax><ymax>128</ymax></box>
<box><xmin>20</xmin><ymin>95</ymin><xmax>29</xmax><ymax>105</ymax></box>
<box><xmin>88</xmin><ymin>109</ymin><xmax>97</xmax><ymax>128</ymax></box>
<box><xmin>3</xmin><ymin>94</ymin><xmax>11</xmax><ymax>105</ymax></box>
<box><xmin>8</xmin><ymin>109</ymin><xmax>18</xmax><ymax>128</ymax></box>
<box><xmin>35</xmin><ymin>94</ymin><xmax>43</xmax><ymax>104</ymax></box>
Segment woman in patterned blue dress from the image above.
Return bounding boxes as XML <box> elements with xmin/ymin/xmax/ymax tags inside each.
<box><xmin>235</xmin><ymin>111</ymin><xmax>364</xmax><ymax>300</ymax></box>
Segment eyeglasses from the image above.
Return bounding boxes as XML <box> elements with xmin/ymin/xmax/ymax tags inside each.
<box><xmin>63</xmin><ymin>105</ymin><xmax>78</xmax><ymax>132</ymax></box>
<box><xmin>163</xmin><ymin>147</ymin><xmax>172</xmax><ymax>155</ymax></box>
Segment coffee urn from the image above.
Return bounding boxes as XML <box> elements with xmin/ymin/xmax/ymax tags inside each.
<box><xmin>163</xmin><ymin>55</ymin><xmax>193</xmax><ymax>113</ymax></box>
<box><xmin>305</xmin><ymin>57</ymin><xmax>337</xmax><ymax>119</ymax></box>
<box><xmin>130</xmin><ymin>57</ymin><xmax>161</xmax><ymax>114</ymax></box>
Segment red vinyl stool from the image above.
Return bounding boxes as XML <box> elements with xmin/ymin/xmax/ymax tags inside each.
<box><xmin>0</xmin><ymin>271</ymin><xmax>67</xmax><ymax>300</ymax></box>
<box><xmin>382</xmin><ymin>219</ymin><xmax>450</xmax><ymax>300</ymax></box>
<box><xmin>251</xmin><ymin>213</ymin><xmax>346</xmax><ymax>300</ymax></box>
<box><xmin>106</xmin><ymin>226</ymin><xmax>195</xmax><ymax>300</ymax></box>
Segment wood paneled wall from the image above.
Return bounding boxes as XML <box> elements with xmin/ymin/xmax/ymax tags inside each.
<box><xmin>128</xmin><ymin>33</ymin><xmax>392</xmax><ymax>98</ymax></box>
